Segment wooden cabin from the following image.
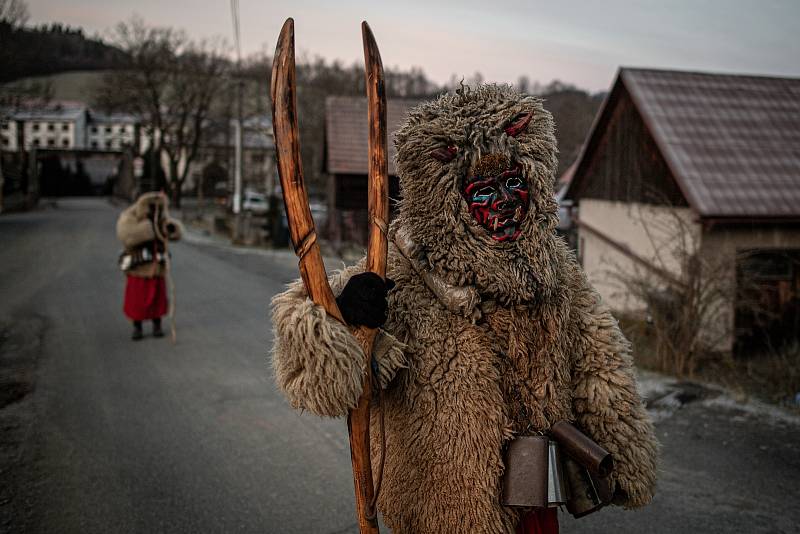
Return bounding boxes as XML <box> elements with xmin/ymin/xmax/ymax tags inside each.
<box><xmin>323</xmin><ymin>95</ymin><xmax>421</xmax><ymax>245</ymax></box>
<box><xmin>565</xmin><ymin>68</ymin><xmax>800</xmax><ymax>352</ymax></box>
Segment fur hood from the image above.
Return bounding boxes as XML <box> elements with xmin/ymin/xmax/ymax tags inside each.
<box><xmin>116</xmin><ymin>192</ymin><xmax>183</xmax><ymax>250</ymax></box>
<box><xmin>393</xmin><ymin>84</ymin><xmax>562</xmax><ymax>305</ymax></box>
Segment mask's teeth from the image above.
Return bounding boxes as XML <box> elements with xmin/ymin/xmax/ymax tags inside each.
<box><xmin>514</xmin><ymin>206</ymin><xmax>522</xmax><ymax>221</ymax></box>
<box><xmin>493</xmin><ymin>218</ymin><xmax>499</xmax><ymax>231</ymax></box>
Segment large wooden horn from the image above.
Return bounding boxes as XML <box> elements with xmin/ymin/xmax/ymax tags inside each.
<box><xmin>362</xmin><ymin>21</ymin><xmax>389</xmax><ymax>282</ymax></box>
<box><xmin>270</xmin><ymin>18</ymin><xmax>383</xmax><ymax>534</ymax></box>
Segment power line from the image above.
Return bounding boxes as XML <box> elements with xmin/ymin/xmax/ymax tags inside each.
<box><xmin>230</xmin><ymin>0</ymin><xmax>241</xmax><ymax>63</ymax></box>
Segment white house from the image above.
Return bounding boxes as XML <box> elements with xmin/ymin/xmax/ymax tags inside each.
<box><xmin>86</xmin><ymin>111</ymin><xmax>138</xmax><ymax>151</ymax></box>
<box><xmin>1</xmin><ymin>103</ymin><xmax>140</xmax><ymax>152</ymax></box>
<box><xmin>14</xmin><ymin>103</ymin><xmax>87</xmax><ymax>150</ymax></box>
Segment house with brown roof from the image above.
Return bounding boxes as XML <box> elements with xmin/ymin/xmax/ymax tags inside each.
<box><xmin>564</xmin><ymin>68</ymin><xmax>800</xmax><ymax>352</ymax></box>
<box><xmin>324</xmin><ymin>95</ymin><xmax>421</xmax><ymax>244</ymax></box>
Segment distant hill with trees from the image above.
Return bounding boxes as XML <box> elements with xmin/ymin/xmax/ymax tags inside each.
<box><xmin>541</xmin><ymin>82</ymin><xmax>605</xmax><ymax>177</ymax></box>
<box><xmin>0</xmin><ymin>21</ymin><xmax>127</xmax><ymax>83</ymax></box>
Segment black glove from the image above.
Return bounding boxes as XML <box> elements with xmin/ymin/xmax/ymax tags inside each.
<box><xmin>336</xmin><ymin>272</ymin><xmax>395</xmax><ymax>328</ymax></box>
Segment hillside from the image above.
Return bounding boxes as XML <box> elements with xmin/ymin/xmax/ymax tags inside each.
<box><xmin>8</xmin><ymin>70</ymin><xmax>108</xmax><ymax>103</ymax></box>
<box><xmin>543</xmin><ymin>87</ymin><xmax>605</xmax><ymax>177</ymax></box>
<box><xmin>0</xmin><ymin>22</ymin><xmax>127</xmax><ymax>83</ymax></box>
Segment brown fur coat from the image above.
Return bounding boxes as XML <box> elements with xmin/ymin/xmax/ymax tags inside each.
<box><xmin>271</xmin><ymin>85</ymin><xmax>658</xmax><ymax>533</ymax></box>
<box><xmin>116</xmin><ymin>192</ymin><xmax>182</xmax><ymax>278</ymax></box>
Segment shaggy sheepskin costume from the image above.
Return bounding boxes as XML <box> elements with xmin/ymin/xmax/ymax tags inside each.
<box><xmin>116</xmin><ymin>192</ymin><xmax>182</xmax><ymax>320</ymax></box>
<box><xmin>271</xmin><ymin>85</ymin><xmax>658</xmax><ymax>533</ymax></box>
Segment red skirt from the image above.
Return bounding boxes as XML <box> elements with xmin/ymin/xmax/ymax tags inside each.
<box><xmin>517</xmin><ymin>508</ymin><xmax>558</xmax><ymax>534</ymax></box>
<box><xmin>123</xmin><ymin>275</ymin><xmax>168</xmax><ymax>321</ymax></box>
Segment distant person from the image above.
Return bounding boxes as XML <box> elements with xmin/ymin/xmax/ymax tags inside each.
<box><xmin>116</xmin><ymin>192</ymin><xmax>182</xmax><ymax>340</ymax></box>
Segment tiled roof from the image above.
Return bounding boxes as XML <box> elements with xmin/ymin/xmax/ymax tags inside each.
<box><xmin>622</xmin><ymin>69</ymin><xmax>800</xmax><ymax>218</ymax></box>
<box><xmin>88</xmin><ymin>111</ymin><xmax>139</xmax><ymax>124</ymax></box>
<box><xmin>325</xmin><ymin>95</ymin><xmax>422</xmax><ymax>176</ymax></box>
<box><xmin>10</xmin><ymin>102</ymin><xmax>86</xmax><ymax>121</ymax></box>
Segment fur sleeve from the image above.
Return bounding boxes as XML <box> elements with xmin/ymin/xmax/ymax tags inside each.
<box><xmin>570</xmin><ymin>280</ymin><xmax>659</xmax><ymax>509</ymax></box>
<box><xmin>270</xmin><ymin>262</ymin><xmax>407</xmax><ymax>417</ymax></box>
<box><xmin>372</xmin><ymin>329</ymin><xmax>408</xmax><ymax>389</ymax></box>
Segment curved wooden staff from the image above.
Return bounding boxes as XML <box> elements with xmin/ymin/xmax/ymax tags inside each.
<box><xmin>270</xmin><ymin>18</ymin><xmax>387</xmax><ymax>534</ymax></box>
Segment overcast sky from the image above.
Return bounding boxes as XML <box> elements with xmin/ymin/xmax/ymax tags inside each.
<box><xmin>27</xmin><ymin>0</ymin><xmax>800</xmax><ymax>92</ymax></box>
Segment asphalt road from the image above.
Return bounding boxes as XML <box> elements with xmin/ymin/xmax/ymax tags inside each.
<box><xmin>1</xmin><ymin>198</ymin><xmax>799</xmax><ymax>534</ymax></box>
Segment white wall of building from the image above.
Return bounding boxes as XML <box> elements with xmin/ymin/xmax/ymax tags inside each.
<box><xmin>23</xmin><ymin>118</ymin><xmax>80</xmax><ymax>150</ymax></box>
<box><xmin>88</xmin><ymin>122</ymin><xmax>136</xmax><ymax>151</ymax></box>
<box><xmin>577</xmin><ymin>199</ymin><xmax>699</xmax><ymax>311</ymax></box>
<box><xmin>0</xmin><ymin>120</ymin><xmax>19</xmax><ymax>151</ymax></box>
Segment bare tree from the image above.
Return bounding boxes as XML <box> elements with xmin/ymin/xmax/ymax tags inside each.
<box><xmin>0</xmin><ymin>0</ymin><xmax>48</xmax><ymax>212</ymax></box>
<box><xmin>0</xmin><ymin>0</ymin><xmax>29</xmax><ymax>27</ymax></box>
<box><xmin>0</xmin><ymin>0</ymin><xmax>49</xmax><ymax>110</ymax></box>
<box><xmin>516</xmin><ymin>75</ymin><xmax>530</xmax><ymax>94</ymax></box>
<box><xmin>604</xmin><ymin>203</ymin><xmax>757</xmax><ymax>376</ymax></box>
<box><xmin>95</xmin><ymin>17</ymin><xmax>230</xmax><ymax>207</ymax></box>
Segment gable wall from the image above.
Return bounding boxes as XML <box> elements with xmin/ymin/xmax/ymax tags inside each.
<box><xmin>574</xmin><ymin>84</ymin><xmax>687</xmax><ymax>207</ymax></box>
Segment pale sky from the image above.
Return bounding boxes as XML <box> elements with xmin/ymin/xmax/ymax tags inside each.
<box><xmin>27</xmin><ymin>0</ymin><xmax>800</xmax><ymax>92</ymax></box>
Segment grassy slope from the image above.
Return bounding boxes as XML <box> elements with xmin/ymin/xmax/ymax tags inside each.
<box><xmin>8</xmin><ymin>70</ymin><xmax>108</xmax><ymax>104</ymax></box>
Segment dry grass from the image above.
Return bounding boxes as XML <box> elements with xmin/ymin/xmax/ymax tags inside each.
<box><xmin>698</xmin><ymin>344</ymin><xmax>800</xmax><ymax>406</ymax></box>
<box><xmin>618</xmin><ymin>313</ymin><xmax>800</xmax><ymax>407</ymax></box>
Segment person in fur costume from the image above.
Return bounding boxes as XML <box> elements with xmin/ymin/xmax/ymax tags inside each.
<box><xmin>116</xmin><ymin>191</ymin><xmax>182</xmax><ymax>340</ymax></box>
<box><xmin>271</xmin><ymin>85</ymin><xmax>658</xmax><ymax>533</ymax></box>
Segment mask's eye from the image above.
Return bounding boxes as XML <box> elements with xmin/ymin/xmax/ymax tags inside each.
<box><xmin>504</xmin><ymin>112</ymin><xmax>533</xmax><ymax>137</ymax></box>
<box><xmin>506</xmin><ymin>176</ymin><xmax>523</xmax><ymax>189</ymax></box>
<box><xmin>473</xmin><ymin>186</ymin><xmax>494</xmax><ymax>202</ymax></box>
<box><xmin>430</xmin><ymin>145</ymin><xmax>458</xmax><ymax>163</ymax></box>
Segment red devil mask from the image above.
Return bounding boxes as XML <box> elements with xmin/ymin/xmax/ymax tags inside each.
<box><xmin>460</xmin><ymin>153</ymin><xmax>529</xmax><ymax>242</ymax></box>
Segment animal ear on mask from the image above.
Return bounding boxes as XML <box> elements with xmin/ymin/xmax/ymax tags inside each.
<box><xmin>430</xmin><ymin>145</ymin><xmax>458</xmax><ymax>163</ymax></box>
<box><xmin>504</xmin><ymin>111</ymin><xmax>533</xmax><ymax>137</ymax></box>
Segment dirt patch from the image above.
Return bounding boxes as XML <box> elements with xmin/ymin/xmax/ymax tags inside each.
<box><xmin>0</xmin><ymin>320</ymin><xmax>40</xmax><ymax>408</ymax></box>
<box><xmin>0</xmin><ymin>315</ymin><xmax>46</xmax><ymax>532</ymax></box>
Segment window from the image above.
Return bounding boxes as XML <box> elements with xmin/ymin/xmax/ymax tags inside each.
<box><xmin>90</xmin><ymin>141</ymin><xmax>98</xmax><ymax>149</ymax></box>
<box><xmin>32</xmin><ymin>123</ymin><xmax>40</xmax><ymax>132</ymax></box>
<box><xmin>1</xmin><ymin>123</ymin><xmax>8</xmax><ymax>130</ymax></box>
<box><xmin>91</xmin><ymin>126</ymin><xmax>98</xmax><ymax>134</ymax></box>
<box><xmin>105</xmin><ymin>126</ymin><xmax>112</xmax><ymax>134</ymax></box>
<box><xmin>47</xmin><ymin>138</ymin><xmax>55</xmax><ymax>147</ymax></box>
<box><xmin>33</xmin><ymin>139</ymin><xmax>40</xmax><ymax>146</ymax></box>
<box><xmin>2</xmin><ymin>138</ymin><xmax>9</xmax><ymax>146</ymax></box>
<box><xmin>62</xmin><ymin>139</ymin><xmax>69</xmax><ymax>147</ymax></box>
<box><xmin>251</xmin><ymin>153</ymin><xmax>265</xmax><ymax>164</ymax></box>
<box><xmin>47</xmin><ymin>123</ymin><xmax>55</xmax><ymax>131</ymax></box>
<box><xmin>740</xmin><ymin>250</ymin><xmax>796</xmax><ymax>281</ymax></box>
<box><xmin>62</xmin><ymin>123</ymin><xmax>69</xmax><ymax>131</ymax></box>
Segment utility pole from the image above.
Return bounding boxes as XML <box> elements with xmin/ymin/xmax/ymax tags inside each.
<box><xmin>233</xmin><ymin>78</ymin><xmax>243</xmax><ymax>215</ymax></box>
<box><xmin>231</xmin><ymin>0</ymin><xmax>244</xmax><ymax>242</ymax></box>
